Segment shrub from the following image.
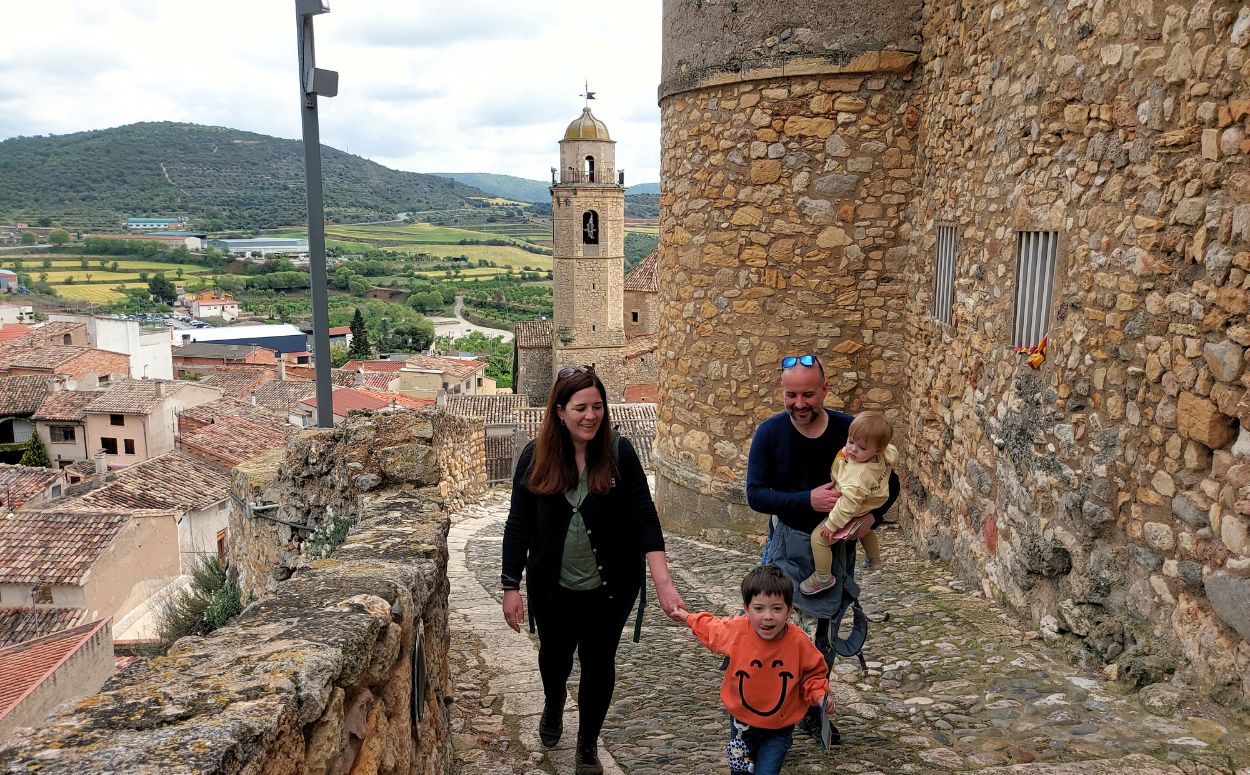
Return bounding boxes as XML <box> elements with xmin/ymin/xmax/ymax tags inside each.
<box><xmin>154</xmin><ymin>554</ymin><xmax>242</xmax><ymax>653</ymax></box>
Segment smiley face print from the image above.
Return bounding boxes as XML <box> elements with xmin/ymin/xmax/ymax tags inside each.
<box><xmin>735</xmin><ymin>657</ymin><xmax>794</xmax><ymax>717</ymax></box>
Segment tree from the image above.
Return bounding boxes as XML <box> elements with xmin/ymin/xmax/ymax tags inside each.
<box><xmin>20</xmin><ymin>232</ymin><xmax>36</xmax><ymax>246</ymax></box>
<box><xmin>329</xmin><ymin>343</ymin><xmax>351</xmax><ymax>368</ymax></box>
<box><xmin>149</xmin><ymin>274</ymin><xmax>177</xmax><ymax>304</ymax></box>
<box><xmin>35</xmin><ymin>216</ymin><xmax>52</xmax><ymax>228</ymax></box>
<box><xmin>48</xmin><ymin>229</ymin><xmax>70</xmax><ymax>246</ymax></box>
<box><xmin>346</xmin><ymin>308</ymin><xmax>372</xmax><ymax>359</ymax></box>
<box><xmin>19</xmin><ymin>435</ymin><xmax>52</xmax><ymax>468</ymax></box>
<box><xmin>111</xmin><ymin>261</ymin><xmax>120</xmax><ymax>272</ymax></box>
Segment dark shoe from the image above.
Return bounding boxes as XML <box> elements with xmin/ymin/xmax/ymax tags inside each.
<box><xmin>538</xmin><ymin>706</ymin><xmax>562</xmax><ymax>748</ymax></box>
<box><xmin>575</xmin><ymin>741</ymin><xmax>603</xmax><ymax>775</ymax></box>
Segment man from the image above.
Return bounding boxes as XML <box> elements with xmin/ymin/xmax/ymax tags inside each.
<box><xmin>746</xmin><ymin>354</ymin><xmax>899</xmax><ymax>643</ymax></box>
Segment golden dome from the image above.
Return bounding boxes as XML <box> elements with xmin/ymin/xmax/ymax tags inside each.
<box><xmin>564</xmin><ymin>107</ymin><xmax>610</xmax><ymax>140</ymax></box>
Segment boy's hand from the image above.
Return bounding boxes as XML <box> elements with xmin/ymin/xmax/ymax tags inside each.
<box><xmin>819</xmin><ymin>526</ymin><xmax>838</xmax><ymax>542</ymax></box>
<box><xmin>822</xmin><ymin>692</ymin><xmax>837</xmax><ymax>715</ymax></box>
<box><xmin>672</xmin><ymin>607</ymin><xmax>690</xmax><ymax>623</ymax></box>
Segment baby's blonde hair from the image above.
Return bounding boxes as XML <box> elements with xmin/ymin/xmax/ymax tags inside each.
<box><xmin>848</xmin><ymin>411</ymin><xmax>893</xmax><ymax>450</ymax></box>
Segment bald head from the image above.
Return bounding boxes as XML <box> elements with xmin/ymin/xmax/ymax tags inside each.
<box><xmin>780</xmin><ymin>364</ymin><xmax>828</xmax><ymax>429</ymax></box>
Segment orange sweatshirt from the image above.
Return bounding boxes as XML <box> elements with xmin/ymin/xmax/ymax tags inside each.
<box><xmin>686</xmin><ymin>613</ymin><xmax>829</xmax><ymax>728</ymax></box>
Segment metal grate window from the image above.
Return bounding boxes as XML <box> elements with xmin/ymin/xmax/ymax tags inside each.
<box><xmin>1012</xmin><ymin>231</ymin><xmax>1059</xmax><ymax>349</ymax></box>
<box><xmin>932</xmin><ymin>225</ymin><xmax>956</xmax><ymax>324</ymax></box>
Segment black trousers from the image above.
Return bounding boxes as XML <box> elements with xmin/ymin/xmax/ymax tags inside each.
<box><xmin>531</xmin><ymin>584</ymin><xmax>636</xmax><ymax>745</ymax></box>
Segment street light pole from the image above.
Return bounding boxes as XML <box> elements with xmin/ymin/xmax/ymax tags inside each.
<box><xmin>295</xmin><ymin>0</ymin><xmax>338</xmax><ymax>428</ymax></box>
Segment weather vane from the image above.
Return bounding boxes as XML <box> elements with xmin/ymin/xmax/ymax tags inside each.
<box><xmin>580</xmin><ymin>79</ymin><xmax>596</xmax><ymax>106</ymax></box>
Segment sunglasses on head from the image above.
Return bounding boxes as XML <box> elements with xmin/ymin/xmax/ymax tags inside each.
<box><xmin>780</xmin><ymin>354</ymin><xmax>817</xmax><ymax>369</ymax></box>
<box><xmin>558</xmin><ymin>364</ymin><xmax>595</xmax><ymax>379</ymax></box>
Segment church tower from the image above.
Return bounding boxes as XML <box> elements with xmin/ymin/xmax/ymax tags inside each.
<box><xmin>550</xmin><ymin>103</ymin><xmax>627</xmax><ymax>401</ymax></box>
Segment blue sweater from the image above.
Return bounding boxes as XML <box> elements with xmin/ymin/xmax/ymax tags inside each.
<box><xmin>746</xmin><ymin>409</ymin><xmax>855</xmax><ymax>534</ymax></box>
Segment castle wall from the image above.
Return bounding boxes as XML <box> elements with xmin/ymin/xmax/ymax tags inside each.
<box><xmin>623</xmin><ymin>289</ymin><xmax>659</xmax><ymax>337</ymax></box>
<box><xmin>0</xmin><ymin>410</ymin><xmax>469</xmax><ymax>772</ymax></box>
<box><xmin>653</xmin><ymin>30</ymin><xmax>921</xmax><ymax>533</ymax></box>
<box><xmin>901</xmin><ymin>0</ymin><xmax>1250</xmax><ymax>700</ymax></box>
<box><xmin>517</xmin><ymin>345</ymin><xmax>554</xmax><ymax>407</ymax></box>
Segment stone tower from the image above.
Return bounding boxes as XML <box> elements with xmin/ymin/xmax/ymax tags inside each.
<box><xmin>653</xmin><ymin>0</ymin><xmax>921</xmax><ymax>533</ymax></box>
<box><xmin>550</xmin><ymin>105</ymin><xmax>628</xmax><ymax>401</ymax></box>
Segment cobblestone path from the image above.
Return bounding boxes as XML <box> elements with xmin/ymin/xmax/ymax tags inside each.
<box><xmin>450</xmin><ymin>490</ymin><xmax>1250</xmax><ymax>775</ymax></box>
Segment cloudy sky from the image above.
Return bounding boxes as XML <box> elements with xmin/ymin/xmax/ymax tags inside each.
<box><xmin>0</xmin><ymin>1</ymin><xmax>664</xmax><ymax>184</ymax></box>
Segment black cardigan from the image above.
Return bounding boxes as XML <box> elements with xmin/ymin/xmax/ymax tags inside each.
<box><xmin>500</xmin><ymin>436</ymin><xmax>665</xmax><ymax>609</ymax></box>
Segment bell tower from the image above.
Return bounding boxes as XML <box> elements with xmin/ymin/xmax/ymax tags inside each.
<box><xmin>550</xmin><ymin>99</ymin><xmax>627</xmax><ymax>401</ymax></box>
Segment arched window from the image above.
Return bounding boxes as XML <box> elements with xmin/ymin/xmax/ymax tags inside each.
<box><xmin>582</xmin><ymin>211</ymin><xmax>599</xmax><ymax>245</ymax></box>
<box><xmin>584</xmin><ymin>156</ymin><xmax>595</xmax><ymax>183</ymax></box>
<box><xmin>62</xmin><ymin>334</ymin><xmax>72</xmax><ymax>345</ymax></box>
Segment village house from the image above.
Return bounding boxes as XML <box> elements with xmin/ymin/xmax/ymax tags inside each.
<box><xmin>171</xmin><ymin>343</ymin><xmax>278</xmax><ymax>378</ymax></box>
<box><xmin>293</xmin><ymin>386</ymin><xmax>431</xmax><ymax>427</ymax></box>
<box><xmin>0</xmin><ymin>607</ymin><xmax>88</xmax><ymax>648</ymax></box>
<box><xmin>63</xmin><ymin>450</ymin><xmax>232</xmax><ymax>574</ymax></box>
<box><xmin>248</xmin><ymin>380</ymin><xmax>317</xmax><ymax>415</ymax></box>
<box><xmin>0</xmin><ymin>376</ymin><xmax>51</xmax><ymax>454</ymax></box>
<box><xmin>175</xmin><ymin>395</ymin><xmax>293</xmax><ymax>437</ymax></box>
<box><xmin>31</xmin><ymin>389</ymin><xmax>102</xmax><ymax>469</ymax></box>
<box><xmin>80</xmin><ymin>379</ymin><xmax>221</xmax><ymax>468</ymax></box>
<box><xmin>392</xmin><ymin>354</ymin><xmax>491</xmax><ymax>400</ymax></box>
<box><xmin>48</xmin><ymin>314</ymin><xmax>175</xmax><ymax>381</ymax></box>
<box><xmin>179</xmin><ymin>415</ymin><xmax>296</xmax><ymax>469</ymax></box>
<box><xmin>188</xmin><ymin>292</ymin><xmax>240</xmax><ymax>323</ymax></box>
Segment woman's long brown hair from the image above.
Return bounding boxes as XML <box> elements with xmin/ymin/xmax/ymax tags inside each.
<box><xmin>526</xmin><ymin>369</ymin><xmax>616</xmax><ymax>495</ymax></box>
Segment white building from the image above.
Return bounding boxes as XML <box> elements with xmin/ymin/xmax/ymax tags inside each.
<box><xmin>206</xmin><ymin>238</ymin><xmax>310</xmax><ymax>258</ymax></box>
<box><xmin>0</xmin><ymin>302</ymin><xmax>34</xmax><ymax>324</ymax></box>
<box><xmin>189</xmin><ymin>298</ymin><xmax>240</xmax><ymax>322</ymax></box>
<box><xmin>48</xmin><ymin>314</ymin><xmax>174</xmax><ymax>381</ymax></box>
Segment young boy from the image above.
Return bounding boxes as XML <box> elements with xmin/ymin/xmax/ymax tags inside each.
<box><xmin>673</xmin><ymin>565</ymin><xmax>835</xmax><ymax>775</ymax></box>
<box><xmin>801</xmin><ymin>410</ymin><xmax>898</xmax><ymax>595</ymax></box>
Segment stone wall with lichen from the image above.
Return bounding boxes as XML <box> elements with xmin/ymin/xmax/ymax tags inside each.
<box><xmin>0</xmin><ymin>410</ymin><xmax>477</xmax><ymax>772</ymax></box>
<box><xmin>899</xmin><ymin>0</ymin><xmax>1250</xmax><ymax>703</ymax></box>
<box><xmin>231</xmin><ymin>410</ymin><xmax>483</xmax><ymax>601</ymax></box>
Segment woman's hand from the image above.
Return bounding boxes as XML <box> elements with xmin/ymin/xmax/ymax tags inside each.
<box><xmin>655</xmin><ymin>578</ymin><xmax>687</xmax><ymax>621</ymax></box>
<box><xmin>502</xmin><ymin>589</ymin><xmax>524</xmax><ymax>633</ymax></box>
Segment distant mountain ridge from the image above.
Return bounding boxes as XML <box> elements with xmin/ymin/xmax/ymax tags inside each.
<box><xmin>433</xmin><ymin>172</ymin><xmax>550</xmax><ymax>203</ymax></box>
<box><xmin>0</xmin><ymin>122</ymin><xmax>489</xmax><ymax>230</ymax></box>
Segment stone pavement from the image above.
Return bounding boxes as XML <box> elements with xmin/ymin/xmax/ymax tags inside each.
<box><xmin>448</xmin><ymin>490</ymin><xmax>1250</xmax><ymax>775</ymax></box>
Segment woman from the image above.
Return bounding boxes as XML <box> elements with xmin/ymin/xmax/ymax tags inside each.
<box><xmin>501</xmin><ymin>366</ymin><xmax>685</xmax><ymax>775</ymax></box>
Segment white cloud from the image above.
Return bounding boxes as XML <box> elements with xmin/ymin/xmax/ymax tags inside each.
<box><xmin>0</xmin><ymin>0</ymin><xmax>663</xmax><ymax>185</ymax></box>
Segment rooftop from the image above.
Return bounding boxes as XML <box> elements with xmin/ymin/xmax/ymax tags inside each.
<box><xmin>0</xmin><ymin>511</ymin><xmax>131</xmax><ymax>584</ymax></box>
<box><xmin>250</xmin><ymin>380</ymin><xmax>316</xmax><ymax>413</ymax></box>
<box><xmin>173</xmin><ymin>343</ymin><xmax>272</xmax><ymax>360</ymax></box>
<box><xmin>199</xmin><ymin>371</ymin><xmax>272</xmax><ymax>398</ymax></box>
<box><xmin>32</xmin><ymin>390</ymin><xmax>100</xmax><ymax>422</ymax></box>
<box><xmin>177</xmin><ymin>395</ymin><xmax>288</xmax><ymax>428</ymax></box>
<box><xmin>299</xmin><ymin>387</ymin><xmax>393</xmax><ymax>415</ymax></box>
<box><xmin>623</xmin><ymin>333</ymin><xmax>659</xmax><ymax>358</ymax></box>
<box><xmin>623</xmin><ymin>248</ymin><xmax>660</xmax><ymax>293</ymax></box>
<box><xmin>564</xmin><ymin>106</ymin><xmax>611</xmax><ymax>141</ymax></box>
<box><xmin>402</xmin><ymin>354</ymin><xmax>486</xmax><ymax>380</ymax></box>
<box><xmin>513</xmin><ymin>320</ymin><xmax>553</xmax><ymax>349</ymax></box>
<box><xmin>342</xmin><ymin>359</ymin><xmax>406</xmax><ymax>373</ymax></box>
<box><xmin>443</xmin><ymin>394</ymin><xmax>531</xmax><ymax>425</ymax></box>
<box><xmin>0</xmin><ymin>619</ymin><xmax>109</xmax><ymax>724</ymax></box>
<box><xmin>0</xmin><ymin>607</ymin><xmax>88</xmax><ymax>648</ymax></box>
<box><xmin>0</xmin><ymin>376</ymin><xmax>50</xmax><ymax>416</ymax></box>
<box><xmin>180</xmin><ymin>416</ymin><xmax>296</xmax><ymax>467</ymax></box>
<box><xmin>85</xmin><ymin>378</ymin><xmax>204</xmax><ymax>415</ymax></box>
<box><xmin>68</xmin><ymin>450</ymin><xmax>231</xmax><ymax>512</ymax></box>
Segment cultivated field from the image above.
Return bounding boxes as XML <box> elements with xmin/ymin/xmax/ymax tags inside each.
<box><xmin>0</xmin><ymin>254</ymin><xmax>214</xmax><ymax>303</ymax></box>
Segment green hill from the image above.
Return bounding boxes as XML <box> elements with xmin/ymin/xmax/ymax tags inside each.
<box><xmin>626</xmin><ymin>182</ymin><xmax>660</xmax><ymax>195</ymax></box>
<box><xmin>433</xmin><ymin>172</ymin><xmax>550</xmax><ymax>203</ymax></box>
<box><xmin>0</xmin><ymin>122</ymin><xmax>490</xmax><ymax>230</ymax></box>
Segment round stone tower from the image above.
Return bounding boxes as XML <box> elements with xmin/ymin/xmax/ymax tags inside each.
<box><xmin>654</xmin><ymin>0</ymin><xmax>922</xmax><ymax>534</ymax></box>
<box><xmin>550</xmin><ymin>106</ymin><xmax>628</xmax><ymax>401</ymax></box>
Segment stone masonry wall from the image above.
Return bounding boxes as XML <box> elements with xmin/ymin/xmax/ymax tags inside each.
<box><xmin>517</xmin><ymin>345</ymin><xmax>553</xmax><ymax>408</ymax></box>
<box><xmin>901</xmin><ymin>0</ymin><xmax>1250</xmax><ymax>702</ymax></box>
<box><xmin>0</xmin><ymin>409</ymin><xmax>474</xmax><ymax>773</ymax></box>
<box><xmin>653</xmin><ymin>60</ymin><xmax>920</xmax><ymax>535</ymax></box>
<box><xmin>231</xmin><ymin>410</ymin><xmax>484</xmax><ymax>601</ymax></box>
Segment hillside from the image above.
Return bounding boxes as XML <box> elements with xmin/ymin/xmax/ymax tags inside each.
<box><xmin>626</xmin><ymin>182</ymin><xmax>660</xmax><ymax>195</ymax></box>
<box><xmin>433</xmin><ymin>172</ymin><xmax>550</xmax><ymax>203</ymax></box>
<box><xmin>0</xmin><ymin>122</ymin><xmax>489</xmax><ymax>230</ymax></box>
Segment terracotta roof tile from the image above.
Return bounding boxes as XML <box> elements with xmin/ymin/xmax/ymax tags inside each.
<box><xmin>0</xmin><ymin>607</ymin><xmax>88</xmax><ymax>648</ymax></box>
<box><xmin>623</xmin><ymin>248</ymin><xmax>659</xmax><ymax>292</ymax></box>
<box><xmin>180</xmin><ymin>416</ymin><xmax>295</xmax><ymax>467</ymax></box>
<box><xmin>513</xmin><ymin>403</ymin><xmax>657</xmax><ymax>467</ymax></box>
<box><xmin>623</xmin><ymin>334</ymin><xmax>658</xmax><ymax>358</ymax></box>
<box><xmin>513</xmin><ymin>320</ymin><xmax>553</xmax><ymax>349</ymax></box>
<box><xmin>403</xmin><ymin>355</ymin><xmax>486</xmax><ymax>380</ymax></box>
<box><xmin>0</xmin><ymin>324</ymin><xmax>33</xmax><ymax>344</ymax></box>
<box><xmin>299</xmin><ymin>387</ymin><xmax>392</xmax><ymax>414</ymax></box>
<box><xmin>199</xmin><ymin>371</ymin><xmax>270</xmax><ymax>398</ymax></box>
<box><xmin>84</xmin><ymin>378</ymin><xmax>202</xmax><ymax>415</ymax></box>
<box><xmin>444</xmin><ymin>394</ymin><xmax>531</xmax><ymax>425</ymax></box>
<box><xmin>356</xmin><ymin>389</ymin><xmax>435</xmax><ymax>410</ymax></box>
<box><xmin>0</xmin><ymin>464</ymin><xmax>64</xmax><ymax>510</ymax></box>
<box><xmin>0</xmin><ymin>511</ymin><xmax>131</xmax><ymax>584</ymax></box>
<box><xmin>250</xmin><ymin>381</ymin><xmax>316</xmax><ymax>413</ymax></box>
<box><xmin>68</xmin><ymin>450</ymin><xmax>231</xmax><ymax>512</ymax></box>
<box><xmin>33</xmin><ymin>390</ymin><xmax>101</xmax><ymax>421</ymax></box>
<box><xmin>177</xmin><ymin>396</ymin><xmax>287</xmax><ymax>429</ymax></box>
<box><xmin>342</xmin><ymin>360</ymin><xmax>406</xmax><ymax>373</ymax></box>
<box><xmin>0</xmin><ymin>376</ymin><xmax>49</xmax><ymax>415</ymax></box>
<box><xmin>0</xmin><ymin>619</ymin><xmax>109</xmax><ymax>722</ymax></box>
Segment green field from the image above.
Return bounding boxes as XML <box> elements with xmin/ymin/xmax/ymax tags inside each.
<box><xmin>0</xmin><ymin>254</ymin><xmax>214</xmax><ymax>303</ymax></box>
